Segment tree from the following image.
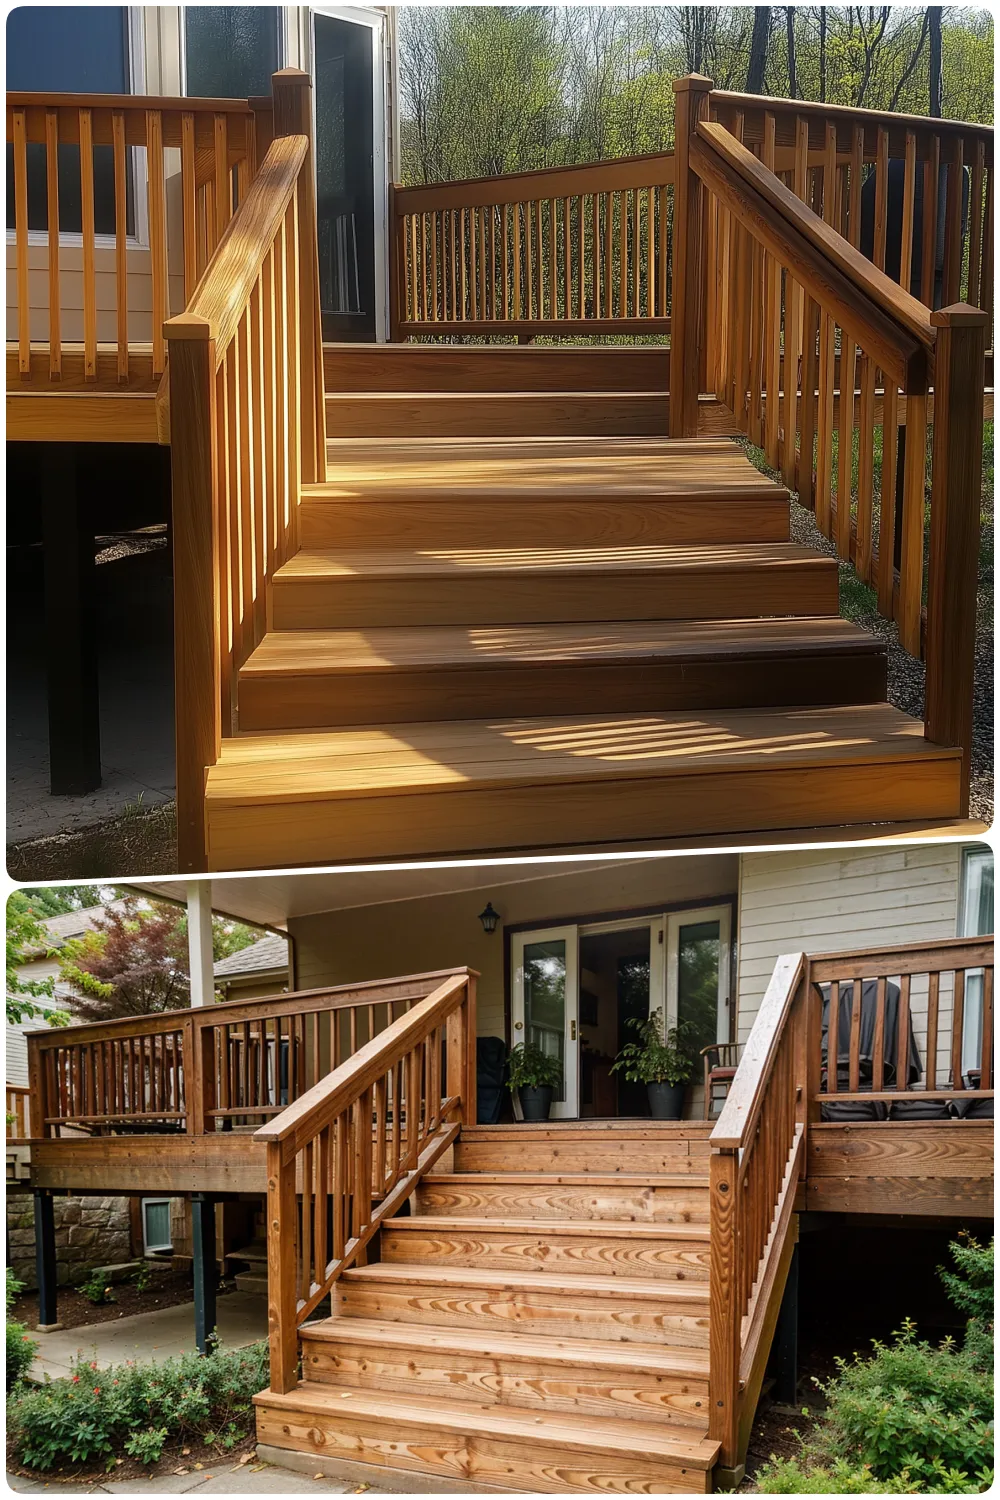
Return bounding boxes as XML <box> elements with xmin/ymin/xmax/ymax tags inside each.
<box><xmin>6</xmin><ymin>893</ymin><xmax>70</xmax><ymax>1027</ymax></box>
<box><xmin>928</xmin><ymin>5</ymin><xmax>943</xmax><ymax>116</ymax></box>
<box><xmin>746</xmin><ymin>7</ymin><xmax>772</xmax><ymax>93</ymax></box>
<box><xmin>59</xmin><ymin>896</ymin><xmax>190</xmax><ymax>1022</ymax></box>
<box><xmin>785</xmin><ymin>7</ymin><xmax>798</xmax><ymax>97</ymax></box>
<box><xmin>16</xmin><ymin>886</ymin><xmax>105</xmax><ymax>918</ymax></box>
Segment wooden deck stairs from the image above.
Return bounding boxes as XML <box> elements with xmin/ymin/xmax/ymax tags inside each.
<box><xmin>202</xmin><ymin>344</ymin><xmax>962</xmax><ymax>871</ymax></box>
<box><xmin>255</xmin><ymin>1122</ymin><xmax>722</xmax><ymax>1493</ymax></box>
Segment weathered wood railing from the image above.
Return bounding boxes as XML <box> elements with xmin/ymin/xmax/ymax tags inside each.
<box><xmin>709</xmin><ymin>952</ymin><xmax>808</xmax><ymax>1478</ymax></box>
<box><xmin>673</xmin><ymin>76</ymin><xmax>987</xmax><ymax>810</ymax></box>
<box><xmin>165</xmin><ymin>69</ymin><xmax>326</xmax><ymax>872</ymax></box>
<box><xmin>810</xmin><ymin>935</ymin><xmax>994</xmax><ymax>1106</ymax></box>
<box><xmin>6</xmin><ymin>89</ymin><xmax>261</xmax><ymax>385</ymax></box>
<box><xmin>391</xmin><ymin>153</ymin><xmax>675</xmax><ymax>339</ymax></box>
<box><xmin>24</xmin><ymin>970</ymin><xmax>468</xmax><ymax>1139</ymax></box>
<box><xmin>6</xmin><ymin>1085</ymin><xmax>31</xmax><ymax>1142</ymax></box>
<box><xmin>256</xmin><ymin>968</ymin><xmax>477</xmax><ymax>1392</ymax></box>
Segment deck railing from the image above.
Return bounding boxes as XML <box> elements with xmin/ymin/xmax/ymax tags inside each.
<box><xmin>164</xmin><ymin>69</ymin><xmax>326</xmax><ymax>871</ymax></box>
<box><xmin>6</xmin><ymin>1084</ymin><xmax>31</xmax><ymax>1142</ymax></box>
<box><xmin>23</xmin><ymin>969</ymin><xmax>470</xmax><ymax>1140</ymax></box>
<box><xmin>709</xmin><ymin>934</ymin><xmax>994</xmax><ymax>1476</ymax></box>
<box><xmin>673</xmin><ymin>76</ymin><xmax>987</xmax><ymax>810</ymax></box>
<box><xmin>256</xmin><ymin>968</ymin><xmax>476</xmax><ymax>1392</ymax></box>
<box><xmin>390</xmin><ymin>152</ymin><xmax>675</xmax><ymax>339</ymax></box>
<box><xmin>6</xmin><ymin>90</ymin><xmax>262</xmax><ymax>386</ymax></box>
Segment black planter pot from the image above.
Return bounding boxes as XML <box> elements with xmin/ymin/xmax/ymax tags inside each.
<box><xmin>647</xmin><ymin>1081</ymin><xmax>684</xmax><ymax>1120</ymax></box>
<box><xmin>519</xmin><ymin>1085</ymin><xmax>554</xmax><ymax>1121</ymax></box>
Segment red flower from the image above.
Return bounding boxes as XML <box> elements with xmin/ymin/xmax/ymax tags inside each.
<box><xmin>90</xmin><ymin>1361</ymin><xmax>98</xmax><ymax>1370</ymax></box>
<box><xmin>72</xmin><ymin>1376</ymin><xmax>80</xmax><ymax>1384</ymax></box>
<box><xmin>93</xmin><ymin>1387</ymin><xmax>101</xmax><ymax>1395</ymax></box>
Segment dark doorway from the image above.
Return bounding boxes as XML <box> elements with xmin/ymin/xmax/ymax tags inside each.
<box><xmin>314</xmin><ymin>12</ymin><xmax>378</xmax><ymax>341</ymax></box>
<box><xmin>579</xmin><ymin>926</ymin><xmax>652</xmax><ymax>1117</ymax></box>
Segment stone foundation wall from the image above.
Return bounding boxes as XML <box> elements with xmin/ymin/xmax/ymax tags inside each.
<box><xmin>6</xmin><ymin>1193</ymin><xmax>132</xmax><ymax>1289</ymax></box>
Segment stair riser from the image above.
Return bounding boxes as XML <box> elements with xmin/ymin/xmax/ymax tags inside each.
<box><xmin>270</xmin><ymin>567</ymin><xmax>840</xmax><ymax>630</ymax></box>
<box><xmin>299</xmin><ymin>498</ymin><xmax>789</xmax><ymax>549</ymax></box>
<box><xmin>205</xmin><ymin>757</ymin><xmax>963</xmax><ymax>871</ymax></box>
<box><xmin>326</xmin><ymin>394</ymin><xmax>669</xmax><ymax>439</ymax></box>
<box><xmin>379</xmin><ymin>1225</ymin><xmax>710</xmax><ymax>1281</ymax></box>
<box><xmin>237</xmin><ymin>650</ymin><xmax>885</xmax><ymax>732</ymax></box>
<box><xmin>301</xmin><ymin>1338</ymin><xmax>710</xmax><ymax>1427</ymax></box>
<box><xmin>416</xmin><ymin>1181</ymin><xmax>708</xmax><ymax>1223</ymax></box>
<box><xmin>322</xmin><ymin>346</ymin><xmax>670</xmax><ymax>393</ymax></box>
<box><xmin>255</xmin><ymin>1401</ymin><xmax>711</xmax><ymax>1493</ymax></box>
<box><xmin>452</xmin><ymin>1137</ymin><xmax>705</xmax><ymax>1176</ymax></box>
<box><xmin>337</xmin><ymin>1280</ymin><xmax>709</xmax><ymax>1347</ymax></box>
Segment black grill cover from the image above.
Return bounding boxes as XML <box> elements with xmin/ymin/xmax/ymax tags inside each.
<box><xmin>477</xmin><ymin>1036</ymin><xmax>508</xmax><ymax>1124</ymax></box>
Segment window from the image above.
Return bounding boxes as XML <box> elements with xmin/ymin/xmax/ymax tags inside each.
<box><xmin>959</xmin><ymin>846</ymin><xmax>994</xmax><ymax>1077</ymax></box>
<box><xmin>184</xmin><ymin>8</ymin><xmax>281</xmax><ymax>100</ymax></box>
<box><xmin>141</xmin><ymin>1199</ymin><xmax>173</xmax><ymax>1254</ymax></box>
<box><xmin>6</xmin><ymin>6</ymin><xmax>133</xmax><ymax>236</ymax></box>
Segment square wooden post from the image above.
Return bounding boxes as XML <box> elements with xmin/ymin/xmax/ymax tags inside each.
<box><xmin>670</xmin><ymin>74</ymin><xmax>713</xmax><ymax>438</ymax></box>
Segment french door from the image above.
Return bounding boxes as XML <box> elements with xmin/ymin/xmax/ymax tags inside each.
<box><xmin>512</xmin><ymin>906</ymin><xmax>732</xmax><ymax>1118</ymax></box>
<box><xmin>311</xmin><ymin>5</ymin><xmax>387</xmax><ymax>341</ymax></box>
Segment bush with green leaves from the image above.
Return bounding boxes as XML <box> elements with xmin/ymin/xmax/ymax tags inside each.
<box><xmin>610</xmin><ymin>1013</ymin><xmax>694</xmax><ymax>1086</ymax></box>
<box><xmin>6</xmin><ymin>1270</ymin><xmax>37</xmax><ymax>1393</ymax></box>
<box><xmin>6</xmin><ymin>1338</ymin><xmax>269</xmax><ymax>1472</ymax></box>
<box><xmin>78</xmin><ymin>1270</ymin><xmax>114</xmax><ymax>1306</ymax></box>
<box><xmin>506</xmin><ymin>1041</ymin><xmax>562</xmax><ymax>1091</ymax></box>
<box><xmin>753</xmin><ymin>1235</ymin><xmax>994</xmax><ymax>1495</ymax></box>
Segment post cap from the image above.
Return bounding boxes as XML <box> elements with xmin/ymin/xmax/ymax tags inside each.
<box><xmin>673</xmin><ymin>73</ymin><xmax>714</xmax><ymax>94</ymax></box>
<box><xmin>930</xmin><ymin>303</ymin><xmax>990</xmax><ymax>329</ymax></box>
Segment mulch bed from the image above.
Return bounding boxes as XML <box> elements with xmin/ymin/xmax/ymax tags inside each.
<box><xmin>6</xmin><ymin>1431</ymin><xmax>259</xmax><ymax>1488</ymax></box>
<box><xmin>12</xmin><ymin>1270</ymin><xmax>193</xmax><ymax>1332</ymax></box>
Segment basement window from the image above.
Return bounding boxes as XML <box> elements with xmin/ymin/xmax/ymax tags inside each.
<box><xmin>142</xmin><ymin>1198</ymin><xmax>173</xmax><ymax>1255</ymax></box>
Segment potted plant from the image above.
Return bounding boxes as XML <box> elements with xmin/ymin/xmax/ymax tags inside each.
<box><xmin>507</xmin><ymin>1042</ymin><xmax>562</xmax><ymax>1121</ymax></box>
<box><xmin>611</xmin><ymin>1014</ymin><xmax>694</xmax><ymax>1119</ymax></box>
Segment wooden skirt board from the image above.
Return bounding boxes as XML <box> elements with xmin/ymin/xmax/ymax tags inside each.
<box><xmin>322</xmin><ymin>343</ymin><xmax>671</xmax><ymax>393</ymax></box>
<box><xmin>29</xmin><ymin>1133</ymin><xmax>267</xmax><ymax>1194</ymax></box>
<box><xmin>325</xmin><ymin>390</ymin><xmax>670</xmax><ymax>439</ymax></box>
<box><xmin>6</xmin><ymin>391</ymin><xmax>159</xmax><ymax>443</ymax></box>
<box><xmin>416</xmin><ymin>1173</ymin><xmax>712</xmax><ymax>1224</ymax></box>
<box><xmin>804</xmin><ymin>1121</ymin><xmax>994</xmax><ymax>1216</ymax></box>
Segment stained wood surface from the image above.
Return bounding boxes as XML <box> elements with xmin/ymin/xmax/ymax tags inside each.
<box><xmin>326</xmin><ymin>390</ymin><xmax>670</xmax><ymax>438</ymax></box>
<box><xmin>323</xmin><ymin>344</ymin><xmax>671</xmax><ymax>393</ymax></box>
<box><xmin>6</xmin><ymin>393</ymin><xmax>159</xmax><ymax>443</ymax></box>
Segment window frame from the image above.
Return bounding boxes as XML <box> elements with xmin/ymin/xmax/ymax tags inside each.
<box><xmin>141</xmin><ymin>1197</ymin><xmax>173</xmax><ymax>1254</ymax></box>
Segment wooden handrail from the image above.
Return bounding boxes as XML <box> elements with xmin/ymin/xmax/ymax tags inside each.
<box><xmin>711</xmin><ymin>89</ymin><xmax>993</xmax><ymax>152</ymax></box>
<box><xmin>257</xmin><ymin>969</ymin><xmax>477</xmax><ymax>1392</ymax></box>
<box><xmin>711</xmin><ymin>953</ymin><xmax>805</xmax><ymax>1150</ymax></box>
<box><xmin>394</xmin><ymin>149</ymin><xmax>676</xmax><ymax>214</ymax></box>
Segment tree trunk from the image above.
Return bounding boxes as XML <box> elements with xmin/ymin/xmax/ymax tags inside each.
<box><xmin>785</xmin><ymin>7</ymin><xmax>797</xmax><ymax>98</ymax></box>
<box><xmin>746</xmin><ymin>7</ymin><xmax>772</xmax><ymax>94</ymax></box>
<box><xmin>819</xmin><ymin>7</ymin><xmax>828</xmax><ymax>102</ymax></box>
<box><xmin>928</xmin><ymin>5</ymin><xmax>943</xmax><ymax>116</ymax></box>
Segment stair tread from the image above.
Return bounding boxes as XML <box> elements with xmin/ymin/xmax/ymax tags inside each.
<box><xmin>257</xmin><ymin>1382</ymin><xmax>719</xmax><ymax>1466</ymax></box>
<box><xmin>205</xmin><ymin>703</ymin><xmax>951</xmax><ymax>807</ymax></box>
<box><xmin>423</xmin><ymin>1173</ymin><xmax>707</xmax><ymax>1185</ymax></box>
<box><xmin>340</xmin><ymin>1261</ymin><xmax>709</xmax><ymax>1301</ymax></box>
<box><xmin>301</xmin><ymin>1316</ymin><xmax>711</xmax><ymax>1374</ymax></box>
<box><xmin>241</xmin><ymin>617</ymin><xmax>883</xmax><ymax>678</ymax></box>
<box><xmin>384</xmin><ymin>1215</ymin><xmax>711</xmax><ymax>1239</ymax></box>
<box><xmin>276</xmin><ymin>540</ymin><xmax>831</xmax><ymax>580</ymax></box>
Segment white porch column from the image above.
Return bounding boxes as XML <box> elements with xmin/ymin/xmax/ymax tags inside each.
<box><xmin>187</xmin><ymin>879</ymin><xmax>215</xmax><ymax>1008</ymax></box>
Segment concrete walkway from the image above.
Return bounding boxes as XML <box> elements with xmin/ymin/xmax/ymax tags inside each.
<box><xmin>29</xmin><ymin>1293</ymin><xmax>268</xmax><ymax>1382</ymax></box>
<box><xmin>7</xmin><ymin>1458</ymin><xmax>389</xmax><ymax>1494</ymax></box>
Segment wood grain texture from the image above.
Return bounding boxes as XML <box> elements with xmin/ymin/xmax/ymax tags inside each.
<box><xmin>323</xmin><ymin>343</ymin><xmax>671</xmax><ymax>393</ymax></box>
<box><xmin>379</xmin><ymin>1218</ymin><xmax>711</xmax><ymax>1280</ymax></box>
<box><xmin>326</xmin><ymin>390</ymin><xmax>671</xmax><ymax>439</ymax></box>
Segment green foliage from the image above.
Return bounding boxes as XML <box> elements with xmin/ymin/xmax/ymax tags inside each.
<box><xmin>507</xmin><ymin>1041</ymin><xmax>562</xmax><ymax>1091</ymax></box>
<box><xmin>17</xmin><ymin>887</ymin><xmax>106</xmax><ymax>918</ymax></box>
<box><xmin>752</xmin><ymin>1456</ymin><xmax>914</xmax><ymax>1493</ymax></box>
<box><xmin>939</xmin><ymin>1234</ymin><xmax>994</xmax><ymax>1373</ymax></box>
<box><xmin>6</xmin><ymin>892</ymin><xmax>56</xmax><ymax>1024</ymax></box>
<box><xmin>7</xmin><ymin>1340</ymin><xmax>270</xmax><ymax>1473</ymax></box>
<box><xmin>610</xmin><ymin>1013</ymin><xmax>694</xmax><ymax>1086</ymax></box>
<box><xmin>132</xmin><ymin>1261</ymin><xmax>154</xmax><ymax>1296</ymax></box>
<box><xmin>6</xmin><ymin>1270</ymin><xmax>37</xmax><ymax>1394</ymax></box>
<box><xmin>78</xmin><ymin>1271</ymin><xmax>114</xmax><ymax>1307</ymax></box>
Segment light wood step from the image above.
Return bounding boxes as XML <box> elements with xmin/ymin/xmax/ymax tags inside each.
<box><xmin>202</xmin><ymin>704</ymin><xmax>962</xmax><ymax>870</ymax></box>
<box><xmin>269</xmin><ymin>542</ymin><xmax>838</xmax><ymax>630</ymax></box>
<box><xmin>237</xmin><ymin>618</ymin><xmax>886</xmax><ymax>730</ymax></box>
<box><xmin>254</xmin><ymin>1381</ymin><xmax>718</xmax><ymax>1493</ymax></box>
<box><xmin>336</xmin><ymin>1262</ymin><xmax>710</xmax><ymax>1346</ymax></box>
<box><xmin>302</xmin><ymin>436</ymin><xmax>790</xmax><ymax>546</ymax></box>
<box><xmin>323</xmin><ymin>343</ymin><xmax>671</xmax><ymax>393</ymax></box>
<box><xmin>380</xmin><ymin>1215</ymin><xmax>711</xmax><ymax>1280</ymax></box>
<box><xmin>300</xmin><ymin>1317</ymin><xmax>711</xmax><ymax>1426</ymax></box>
<box><xmin>417</xmin><ymin>1173</ymin><xmax>709</xmax><ymax>1223</ymax></box>
<box><xmin>454</xmin><ymin>1122</ymin><xmax>713</xmax><ymax>1175</ymax></box>
<box><xmin>326</xmin><ymin>389</ymin><xmax>669</xmax><ymax>438</ymax></box>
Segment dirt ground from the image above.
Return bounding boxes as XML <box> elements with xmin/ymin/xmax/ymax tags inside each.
<box><xmin>12</xmin><ymin>1271</ymin><xmax>193</xmax><ymax>1333</ymax></box>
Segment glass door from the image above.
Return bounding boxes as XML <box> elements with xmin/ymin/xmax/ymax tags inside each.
<box><xmin>665</xmin><ymin>905</ymin><xmax>733</xmax><ymax>1060</ymax></box>
<box><xmin>511</xmin><ymin>927</ymin><xmax>579</xmax><ymax>1118</ymax></box>
<box><xmin>312</xmin><ymin>6</ymin><xmax>386</xmax><ymax>342</ymax></box>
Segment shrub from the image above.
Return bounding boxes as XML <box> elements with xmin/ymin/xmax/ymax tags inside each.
<box><xmin>752</xmin><ymin>1456</ymin><xmax>914</xmax><ymax>1492</ymax></box>
<box><xmin>7</xmin><ymin>1339</ymin><xmax>269</xmax><ymax>1472</ymax></box>
<box><xmin>939</xmin><ymin>1233</ymin><xmax>993</xmax><ymax>1373</ymax></box>
<box><xmin>6</xmin><ymin>1269</ymin><xmax>37</xmax><ymax>1393</ymax></box>
<box><xmin>78</xmin><ymin>1270</ymin><xmax>114</xmax><ymax>1306</ymax></box>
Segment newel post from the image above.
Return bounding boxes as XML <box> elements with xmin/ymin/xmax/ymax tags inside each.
<box><xmin>670</xmin><ymin>74</ymin><xmax>713</xmax><ymax>439</ymax></box>
<box><xmin>162</xmin><ymin>323</ymin><xmax>221</xmax><ymax>874</ymax></box>
<box><xmin>924</xmin><ymin>304</ymin><xmax>988</xmax><ymax>813</ymax></box>
<box><xmin>709</xmin><ymin>1145</ymin><xmax>741</xmax><ymax>1475</ymax></box>
<box><xmin>266</xmin><ymin>1138</ymin><xmax>300</xmax><ymax>1393</ymax></box>
<box><xmin>272</xmin><ymin>68</ymin><xmax>327</xmax><ymax>484</ymax></box>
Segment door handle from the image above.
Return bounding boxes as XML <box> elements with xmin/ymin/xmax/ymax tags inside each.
<box><xmin>570</xmin><ymin>1020</ymin><xmax>577</xmax><ymax>1041</ymax></box>
<box><xmin>514</xmin><ymin>1021</ymin><xmax>523</xmax><ymax>1031</ymax></box>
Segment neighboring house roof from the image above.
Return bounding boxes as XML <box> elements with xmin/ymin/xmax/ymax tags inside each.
<box><xmin>214</xmin><ymin>932</ymin><xmax>289</xmax><ymax>982</ymax></box>
<box><xmin>20</xmin><ymin>902</ymin><xmax>123</xmax><ymax>958</ymax></box>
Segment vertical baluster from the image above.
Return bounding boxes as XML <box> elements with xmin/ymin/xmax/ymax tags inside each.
<box><xmin>512</xmin><ymin>202</ymin><xmax>521</xmax><ymax>322</ymax></box>
<box><xmin>899</xmin><ymin>130</ymin><xmax>918</xmax><ymax>295</ymax></box>
<box><xmin>146</xmin><ymin>111</ymin><xmax>168</xmax><ymax>375</ymax></box>
<box><xmin>180</xmin><ymin>112</ymin><xmax>198</xmax><ymax>304</ymax></box>
<box><xmin>920</xmin><ymin>136</ymin><xmax>940</xmax><ymax>307</ymax></box>
<box><xmin>979</xmin><ymin>966</ymin><xmax>993</xmax><ymax>1089</ymax></box>
<box><xmin>658</xmin><ymin>184</ymin><xmax>668</xmax><ymax>319</ymax></box>
<box><xmin>897</xmin><ymin>388</ymin><xmax>927</xmax><ymax>655</ymax></box>
<box><xmin>300</xmin><ymin>1139</ymin><xmax>313</xmax><ymax>1297</ymax></box>
<box><xmin>502</xmin><ymin>205</ymin><xmax>510</xmax><ymax>320</ymax></box>
<box><xmin>827</xmin><ymin>981</ymin><xmax>840</xmax><ymax>1093</ymax></box>
<box><xmin>848</xmin><ymin>978</ymin><xmax>862</xmax><ymax>1092</ymax></box>
<box><xmin>967</xmin><ymin>141</ymin><xmax>985</xmax><ymax>308</ymax></box>
<box><xmin>941</xmin><ymin>138</ymin><xmax>964</xmax><ymax>305</ymax></box>
<box><xmin>548</xmin><ymin>198</ymin><xmax>556</xmax><ymax>321</ymax></box>
<box><xmin>631</xmin><ymin>188</ymin><xmax>640</xmax><ymax>319</ymax></box>
<box><xmin>781</xmin><ymin>117</ymin><xmax>807</xmax><ymax>493</ymax></box>
<box><xmin>45</xmin><ymin>109</ymin><xmax>61</xmax><ymax>381</ymax></box>
<box><xmin>617</xmin><ymin>190</ymin><xmax>628</xmax><ymax>320</ymax></box>
<box><xmin>838</xmin><ymin>127</ymin><xmax>864</xmax><ymax>565</ymax></box>
<box><xmin>601</xmin><ymin>192</ymin><xmax>611</xmax><ymax>320</ymax></box>
<box><xmin>926</xmin><ymin>971</ymin><xmax>940</xmax><ymax>1090</ymax></box>
<box><xmin>981</xmin><ymin>167</ymin><xmax>993</xmax><ymax>332</ymax></box>
<box><xmin>872</xmin><ymin>977</ymin><xmax>886</xmax><ymax>1091</ymax></box>
<box><xmin>950</xmin><ymin>970</ymin><xmax>965</xmax><ymax>1089</ymax></box>
<box><xmin>78</xmin><ymin>109</ymin><xmax>97</xmax><ymax>380</ymax></box>
<box><xmin>562</xmin><ymin>198</ymin><xmax>570</xmax><ymax>322</ymax></box>
<box><xmin>577</xmin><ymin>196</ymin><xmax>585</xmax><ymax>320</ymax></box>
<box><xmin>490</xmin><ymin>203</ymin><xmax>497</xmax><ymax>321</ymax></box>
<box><xmin>896</xmin><ymin>974</ymin><xmax>912</xmax><ymax>1090</ymax></box>
<box><xmin>214</xmin><ymin>113</ymin><xmax>230</xmax><ymax>243</ymax></box>
<box><xmin>12</xmin><ymin>107</ymin><xmax>29</xmax><ymax>376</ymax></box>
<box><xmin>479</xmin><ymin>206</ymin><xmax>488</xmax><ymax>322</ymax></box>
<box><xmin>430</xmin><ymin>209</ymin><xmax>439</xmax><ymax>321</ymax></box>
<box><xmin>814</xmin><ymin>124</ymin><xmax>838</xmax><ymax>536</ymax></box>
<box><xmin>249</xmin><ymin>274</ymin><xmax>266</xmax><ymax>645</ymax></box>
<box><xmin>374</xmin><ymin>1073</ymin><xmax>388</xmax><ymax>1193</ymax></box>
<box><xmin>645</xmin><ymin>185</ymin><xmax>654</xmax><ymax>318</ymax></box>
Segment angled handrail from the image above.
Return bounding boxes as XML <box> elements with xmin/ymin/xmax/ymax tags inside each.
<box><xmin>255</xmin><ymin>968</ymin><xmax>477</xmax><ymax>1392</ymax></box>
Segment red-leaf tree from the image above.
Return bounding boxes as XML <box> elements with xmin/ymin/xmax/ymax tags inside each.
<box><xmin>59</xmin><ymin>896</ymin><xmax>191</xmax><ymax>1021</ymax></box>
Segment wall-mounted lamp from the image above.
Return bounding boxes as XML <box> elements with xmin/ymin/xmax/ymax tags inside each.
<box><xmin>478</xmin><ymin>901</ymin><xmax>500</xmax><ymax>934</ymax></box>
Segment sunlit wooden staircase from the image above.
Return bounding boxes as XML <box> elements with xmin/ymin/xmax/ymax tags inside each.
<box><xmin>255</xmin><ymin>1121</ymin><xmax>721</xmax><ymax>1493</ymax></box>
<box><xmin>200</xmin><ymin>342</ymin><xmax>962</xmax><ymax>870</ymax></box>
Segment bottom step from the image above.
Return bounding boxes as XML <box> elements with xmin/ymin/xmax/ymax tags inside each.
<box><xmin>205</xmin><ymin>704</ymin><xmax>961</xmax><ymax>869</ymax></box>
<box><xmin>254</xmin><ymin>1382</ymin><xmax>719</xmax><ymax>1493</ymax></box>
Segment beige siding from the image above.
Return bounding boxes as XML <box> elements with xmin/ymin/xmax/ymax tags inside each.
<box><xmin>737</xmin><ymin>844</ymin><xmax>975</xmax><ymax>1082</ymax></box>
<box><xmin>291</xmin><ymin>856</ymin><xmax>738</xmax><ymax>1041</ymax></box>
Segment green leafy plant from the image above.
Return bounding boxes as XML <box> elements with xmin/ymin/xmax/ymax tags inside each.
<box><xmin>506</xmin><ymin>1041</ymin><xmax>562</xmax><ymax>1091</ymax></box>
<box><xmin>132</xmin><ymin>1261</ymin><xmax>154</xmax><ymax>1295</ymax></box>
<box><xmin>7</xmin><ymin>1340</ymin><xmax>270</xmax><ymax>1473</ymax></box>
<box><xmin>939</xmin><ymin>1232</ymin><xmax>993</xmax><ymax>1371</ymax></box>
<box><xmin>78</xmin><ymin>1270</ymin><xmax>115</xmax><ymax>1306</ymax></box>
<box><xmin>751</xmin><ymin>1456</ymin><xmax>915</xmax><ymax>1493</ymax></box>
<box><xmin>610</xmin><ymin>1013</ymin><xmax>694</xmax><ymax>1086</ymax></box>
<box><xmin>6</xmin><ymin>1269</ymin><xmax>37</xmax><ymax>1393</ymax></box>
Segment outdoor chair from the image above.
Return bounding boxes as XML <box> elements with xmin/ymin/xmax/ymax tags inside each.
<box><xmin>701</xmin><ymin>1041</ymin><xmax>743</xmax><ymax>1120</ymax></box>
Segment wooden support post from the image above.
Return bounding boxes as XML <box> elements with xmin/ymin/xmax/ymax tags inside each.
<box><xmin>33</xmin><ymin>1190</ymin><xmax>60</xmax><ymax>1331</ymax></box>
<box><xmin>670</xmin><ymin>75</ymin><xmax>713</xmax><ymax>438</ymax></box>
<box><xmin>191</xmin><ymin>1193</ymin><xmax>217</xmax><ymax>1355</ymax></box>
<box><xmin>266</xmin><ymin>1139</ymin><xmax>300</xmax><ymax>1393</ymax></box>
<box><xmin>768</xmin><ymin>1241</ymin><xmax>799</xmax><ymax>1405</ymax></box>
<box><xmin>924</xmin><ymin>304</ymin><xmax>988</xmax><ymax>813</ymax></box>
<box><xmin>40</xmin><ymin>445</ymin><xmax>101</xmax><ymax>796</ymax></box>
<box><xmin>272</xmin><ymin>69</ymin><xmax>326</xmax><ymax>485</ymax></box>
<box><xmin>709</xmin><ymin>1146</ymin><xmax>741</xmax><ymax>1477</ymax></box>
